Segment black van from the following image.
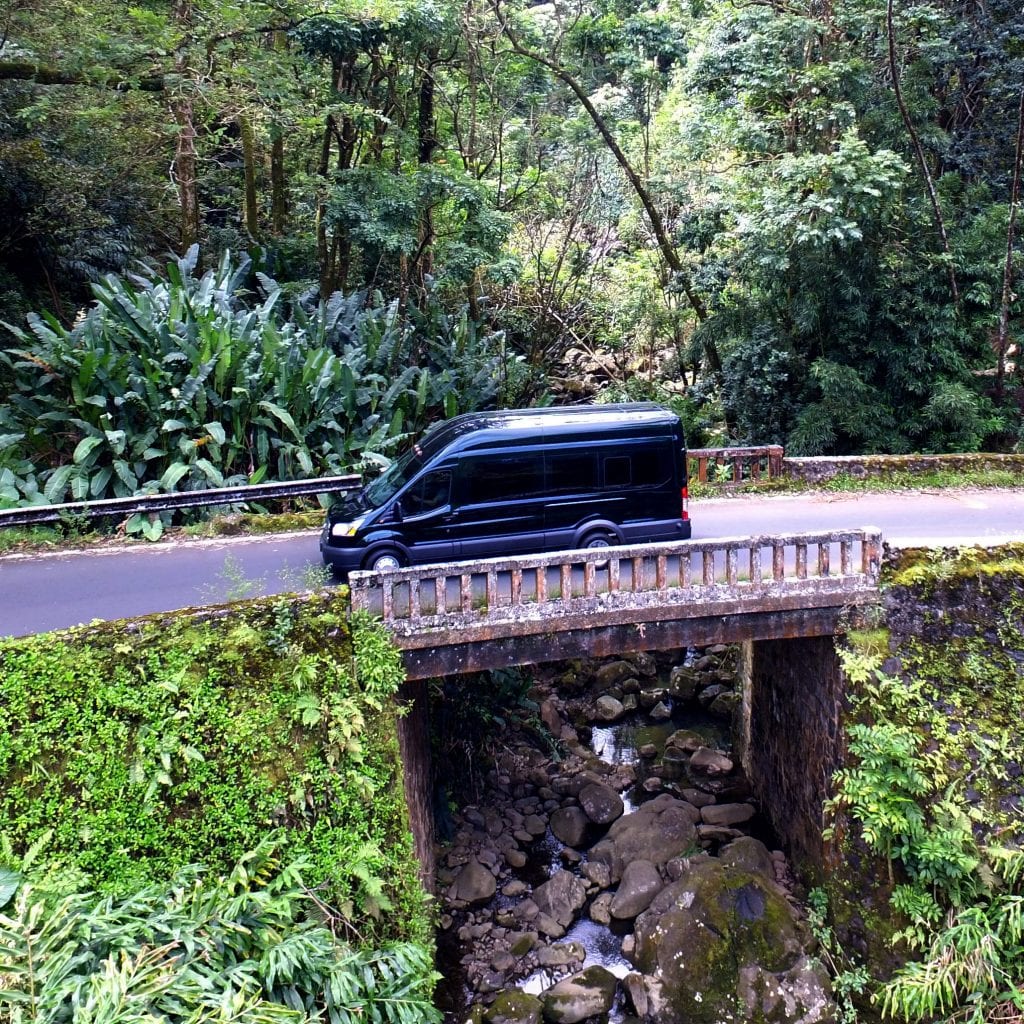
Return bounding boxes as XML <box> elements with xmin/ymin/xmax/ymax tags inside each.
<box><xmin>320</xmin><ymin>402</ymin><xmax>691</xmax><ymax>575</ymax></box>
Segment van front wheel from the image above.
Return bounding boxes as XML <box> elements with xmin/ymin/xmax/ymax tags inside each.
<box><xmin>366</xmin><ymin>549</ymin><xmax>403</xmax><ymax>572</ymax></box>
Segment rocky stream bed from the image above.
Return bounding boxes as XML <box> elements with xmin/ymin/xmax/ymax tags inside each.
<box><xmin>434</xmin><ymin>646</ymin><xmax>835</xmax><ymax>1024</ymax></box>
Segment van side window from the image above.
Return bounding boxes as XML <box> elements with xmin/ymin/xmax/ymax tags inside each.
<box><xmin>402</xmin><ymin>470</ymin><xmax>452</xmax><ymax>516</ymax></box>
<box><xmin>462</xmin><ymin>457</ymin><xmax>544</xmax><ymax>504</ymax></box>
<box><xmin>546</xmin><ymin>452</ymin><xmax>598</xmax><ymax>493</ymax></box>
<box><xmin>604</xmin><ymin>456</ymin><xmax>632</xmax><ymax>487</ymax></box>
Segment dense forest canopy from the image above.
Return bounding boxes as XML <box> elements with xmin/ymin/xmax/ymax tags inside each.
<box><xmin>1</xmin><ymin>0</ymin><xmax>1023</xmax><ymax>504</ymax></box>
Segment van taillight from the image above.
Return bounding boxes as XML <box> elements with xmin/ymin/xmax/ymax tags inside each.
<box><xmin>681</xmin><ymin>485</ymin><xmax>689</xmax><ymax>521</ymax></box>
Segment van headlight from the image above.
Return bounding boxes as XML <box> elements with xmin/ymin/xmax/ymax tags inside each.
<box><xmin>330</xmin><ymin>515</ymin><xmax>365</xmax><ymax>538</ymax></box>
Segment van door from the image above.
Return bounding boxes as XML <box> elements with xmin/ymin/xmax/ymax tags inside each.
<box><xmin>451</xmin><ymin>453</ymin><xmax>547</xmax><ymax>557</ymax></box>
<box><xmin>394</xmin><ymin>468</ymin><xmax>458</xmax><ymax>564</ymax></box>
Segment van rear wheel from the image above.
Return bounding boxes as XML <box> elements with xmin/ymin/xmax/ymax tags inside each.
<box><xmin>580</xmin><ymin>530</ymin><xmax>615</xmax><ymax>568</ymax></box>
<box><xmin>581</xmin><ymin>530</ymin><xmax>614</xmax><ymax>550</ymax></box>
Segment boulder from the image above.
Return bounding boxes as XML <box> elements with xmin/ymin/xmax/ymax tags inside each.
<box><xmin>701</xmin><ymin>802</ymin><xmax>755</xmax><ymax>827</ymax></box>
<box><xmin>589</xmin><ymin>891</ymin><xmax>613</xmax><ymax>925</ymax></box>
<box><xmin>542</xmin><ymin>965</ymin><xmax>618</xmax><ymax>1024</ymax></box>
<box><xmin>668</xmin><ymin>665</ymin><xmax>700</xmax><ymax>701</ymax></box>
<box><xmin>650</xmin><ymin>700</ymin><xmax>672</xmax><ymax>720</ymax></box>
<box><xmin>631</xmin><ymin>858</ymin><xmax>808</xmax><ymax>1024</ymax></box>
<box><xmin>737</xmin><ymin>957</ymin><xmax>834</xmax><ymax>1023</ymax></box>
<box><xmin>610</xmin><ymin>859</ymin><xmax>664</xmax><ymax>919</ymax></box>
<box><xmin>665</xmin><ymin>729</ymin><xmax>705</xmax><ymax>753</ymax></box>
<box><xmin>532</xmin><ymin>870</ymin><xmax>587</xmax><ymax>928</ymax></box>
<box><xmin>720</xmin><ymin>836</ymin><xmax>776</xmax><ymax>878</ymax></box>
<box><xmin>540</xmin><ymin>699</ymin><xmax>562</xmax><ymax>736</ymax></box>
<box><xmin>485</xmin><ymin>989</ymin><xmax>543</xmax><ymax>1024</ymax></box>
<box><xmin>538</xmin><ymin>941</ymin><xmax>586</xmax><ymax>967</ymax></box>
<box><xmin>578</xmin><ymin>782</ymin><xmax>624</xmax><ymax>825</ymax></box>
<box><xmin>589</xmin><ymin>794</ymin><xmax>698</xmax><ymax>882</ymax></box>
<box><xmin>452</xmin><ymin>858</ymin><xmax>496</xmax><ymax>904</ymax></box>
<box><xmin>550</xmin><ymin>806</ymin><xmax>590</xmax><ymax>848</ymax></box>
<box><xmin>689</xmin><ymin>747</ymin><xmax>734</xmax><ymax>775</ymax></box>
<box><xmin>593</xmin><ymin>695</ymin><xmax>625</xmax><ymax>722</ymax></box>
<box><xmin>594</xmin><ymin>660</ymin><xmax>635</xmax><ymax>689</ymax></box>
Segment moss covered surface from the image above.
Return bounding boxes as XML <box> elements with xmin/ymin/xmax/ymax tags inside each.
<box><xmin>823</xmin><ymin>544</ymin><xmax>1024</xmax><ymax>1009</ymax></box>
<box><xmin>0</xmin><ymin>591</ymin><xmax>430</xmax><ymax>947</ymax></box>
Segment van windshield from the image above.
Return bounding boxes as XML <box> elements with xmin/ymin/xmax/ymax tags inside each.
<box><xmin>364</xmin><ymin>449</ymin><xmax>422</xmax><ymax>507</ymax></box>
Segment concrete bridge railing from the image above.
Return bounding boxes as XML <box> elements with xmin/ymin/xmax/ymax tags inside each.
<box><xmin>349</xmin><ymin>529</ymin><xmax>883</xmax><ymax>652</ymax></box>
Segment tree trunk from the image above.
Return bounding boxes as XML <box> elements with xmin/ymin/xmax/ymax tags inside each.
<box><xmin>270</xmin><ymin>129</ymin><xmax>287</xmax><ymax>235</ymax></box>
<box><xmin>996</xmin><ymin>87</ymin><xmax>1024</xmax><ymax>399</ymax></box>
<box><xmin>239</xmin><ymin>115</ymin><xmax>259</xmax><ymax>241</ymax></box>
<box><xmin>493</xmin><ymin>1</ymin><xmax>714</xmax><ymax>367</ymax></box>
<box><xmin>172</xmin><ymin>0</ymin><xmax>200</xmax><ymax>255</ymax></box>
<box><xmin>886</xmin><ymin>0</ymin><xmax>960</xmax><ymax>311</ymax></box>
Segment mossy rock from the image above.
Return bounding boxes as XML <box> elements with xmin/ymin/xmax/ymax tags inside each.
<box><xmin>633</xmin><ymin>858</ymin><xmax>808</xmax><ymax>1024</ymax></box>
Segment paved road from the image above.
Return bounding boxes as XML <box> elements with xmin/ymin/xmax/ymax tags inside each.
<box><xmin>3</xmin><ymin>488</ymin><xmax>1023</xmax><ymax>637</ymax></box>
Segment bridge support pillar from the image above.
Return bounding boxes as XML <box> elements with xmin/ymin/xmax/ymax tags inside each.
<box><xmin>740</xmin><ymin>635</ymin><xmax>844</xmax><ymax>878</ymax></box>
<box><xmin>396</xmin><ymin>679</ymin><xmax>436</xmax><ymax>892</ymax></box>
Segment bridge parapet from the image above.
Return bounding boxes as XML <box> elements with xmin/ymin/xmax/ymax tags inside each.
<box><xmin>349</xmin><ymin>529</ymin><xmax>882</xmax><ymax>657</ymax></box>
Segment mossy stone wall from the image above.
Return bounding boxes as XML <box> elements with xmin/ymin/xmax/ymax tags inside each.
<box><xmin>0</xmin><ymin>591</ymin><xmax>431</xmax><ymax>946</ymax></box>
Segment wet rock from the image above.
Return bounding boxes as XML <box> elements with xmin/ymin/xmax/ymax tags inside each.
<box><xmin>594</xmin><ymin>660</ymin><xmax>635</xmax><ymax>689</ymax></box>
<box><xmin>540</xmin><ymin>699</ymin><xmax>562</xmax><ymax>736</ymax></box>
<box><xmin>538</xmin><ymin>941</ymin><xmax>585</xmax><ymax>967</ymax></box>
<box><xmin>589</xmin><ymin>892</ymin><xmax>613</xmax><ymax>925</ymax></box>
<box><xmin>639</xmin><ymin>743</ymin><xmax>658</xmax><ymax>758</ymax></box>
<box><xmin>550</xmin><ymin>806</ymin><xmax>589</xmax><ymax>847</ymax></box>
<box><xmin>638</xmin><ymin>688</ymin><xmax>667</xmax><ymax>710</ymax></box>
<box><xmin>560</xmin><ymin>848</ymin><xmax>581</xmax><ymax>866</ymax></box>
<box><xmin>650</xmin><ymin>701</ymin><xmax>672</xmax><ymax>720</ymax></box>
<box><xmin>582</xmin><ymin>861</ymin><xmax>611</xmax><ymax>889</ymax></box>
<box><xmin>737</xmin><ymin>956</ymin><xmax>834</xmax><ymax>1023</ymax></box>
<box><xmin>517</xmin><ymin>899</ymin><xmax>539</xmax><ymax>920</ymax></box>
<box><xmin>492</xmin><ymin>950</ymin><xmax>517</xmax><ymax>972</ymax></box>
<box><xmin>589</xmin><ymin>794</ymin><xmax>698</xmax><ymax>882</ymax></box>
<box><xmin>510</xmin><ymin>931</ymin><xmax>538</xmax><ymax>957</ymax></box>
<box><xmin>642</xmin><ymin>776</ymin><xmax>663</xmax><ymax>792</ymax></box>
<box><xmin>625</xmin><ymin>651</ymin><xmax>657</xmax><ymax>677</ymax></box>
<box><xmin>632</xmin><ymin>858</ymin><xmax>808</xmax><ymax>1024</ymax></box>
<box><xmin>476</xmin><ymin>970</ymin><xmax>506</xmax><ymax>994</ymax></box>
<box><xmin>697</xmin><ymin>823</ymin><xmax>743</xmax><ymax>845</ymax></box>
<box><xmin>536</xmin><ymin>913</ymin><xmax>565</xmax><ymax>939</ymax></box>
<box><xmin>701</xmin><ymin>802</ymin><xmax>755</xmax><ymax>827</ymax></box>
<box><xmin>610</xmin><ymin>859</ymin><xmax>664</xmax><ymax>919</ymax></box>
<box><xmin>503</xmin><ymin>880</ymin><xmax>529</xmax><ymax>898</ymax></box>
<box><xmin>542</xmin><ymin>965</ymin><xmax>618</xmax><ymax>1024</ymax></box>
<box><xmin>524</xmin><ymin>814</ymin><xmax>548</xmax><ymax>836</ymax></box>
<box><xmin>578</xmin><ymin>782</ymin><xmax>624</xmax><ymax>825</ymax></box>
<box><xmin>506</xmin><ymin>849</ymin><xmax>528</xmax><ymax>869</ymax></box>
<box><xmin>668</xmin><ymin>665</ymin><xmax>700</xmax><ymax>701</ymax></box>
<box><xmin>484</xmin><ymin>989</ymin><xmax>543</xmax><ymax>1024</ymax></box>
<box><xmin>532</xmin><ymin>870</ymin><xmax>587</xmax><ymax>928</ymax></box>
<box><xmin>621</xmin><ymin>693</ymin><xmax>639</xmax><ymax>712</ymax></box>
<box><xmin>710</xmin><ymin>692</ymin><xmax>741</xmax><ymax>716</ymax></box>
<box><xmin>665</xmin><ymin>729</ymin><xmax>705</xmax><ymax>753</ymax></box>
<box><xmin>720</xmin><ymin>836</ymin><xmax>776</xmax><ymax>878</ymax></box>
<box><xmin>698</xmin><ymin>684</ymin><xmax>728</xmax><ymax>708</ymax></box>
<box><xmin>681</xmin><ymin>787</ymin><xmax>715</xmax><ymax>807</ymax></box>
<box><xmin>452</xmin><ymin>858</ymin><xmax>497</xmax><ymax>905</ymax></box>
<box><xmin>689</xmin><ymin>747</ymin><xmax>734</xmax><ymax>775</ymax></box>
<box><xmin>593</xmin><ymin>695</ymin><xmax>625</xmax><ymax>722</ymax></box>
<box><xmin>623</xmin><ymin>973</ymin><xmax>649</xmax><ymax>1017</ymax></box>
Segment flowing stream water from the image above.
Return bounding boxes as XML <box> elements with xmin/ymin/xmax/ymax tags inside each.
<box><xmin>434</xmin><ymin>650</ymin><xmax>757</xmax><ymax>1023</ymax></box>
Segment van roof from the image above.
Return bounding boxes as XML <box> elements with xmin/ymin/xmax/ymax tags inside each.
<box><xmin>417</xmin><ymin>402</ymin><xmax>682</xmax><ymax>460</ymax></box>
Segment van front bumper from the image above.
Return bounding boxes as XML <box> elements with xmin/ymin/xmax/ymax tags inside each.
<box><xmin>320</xmin><ymin>526</ymin><xmax>366</xmax><ymax>575</ymax></box>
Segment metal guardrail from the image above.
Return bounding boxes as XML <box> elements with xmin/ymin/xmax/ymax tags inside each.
<box><xmin>349</xmin><ymin>528</ymin><xmax>883</xmax><ymax>636</ymax></box>
<box><xmin>0</xmin><ymin>475</ymin><xmax>361</xmax><ymax>528</ymax></box>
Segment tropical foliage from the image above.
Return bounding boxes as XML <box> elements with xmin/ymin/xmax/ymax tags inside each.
<box><xmin>0</xmin><ymin>841</ymin><xmax>440</xmax><ymax>1024</ymax></box>
<box><xmin>0</xmin><ymin>247</ymin><xmax>517</xmax><ymax>507</ymax></box>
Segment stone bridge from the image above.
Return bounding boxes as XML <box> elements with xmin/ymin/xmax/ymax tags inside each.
<box><xmin>349</xmin><ymin>528</ymin><xmax>882</xmax><ymax>680</ymax></box>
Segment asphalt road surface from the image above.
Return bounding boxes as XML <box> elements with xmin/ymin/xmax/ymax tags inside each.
<box><xmin>3</xmin><ymin>488</ymin><xmax>1024</xmax><ymax>637</ymax></box>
